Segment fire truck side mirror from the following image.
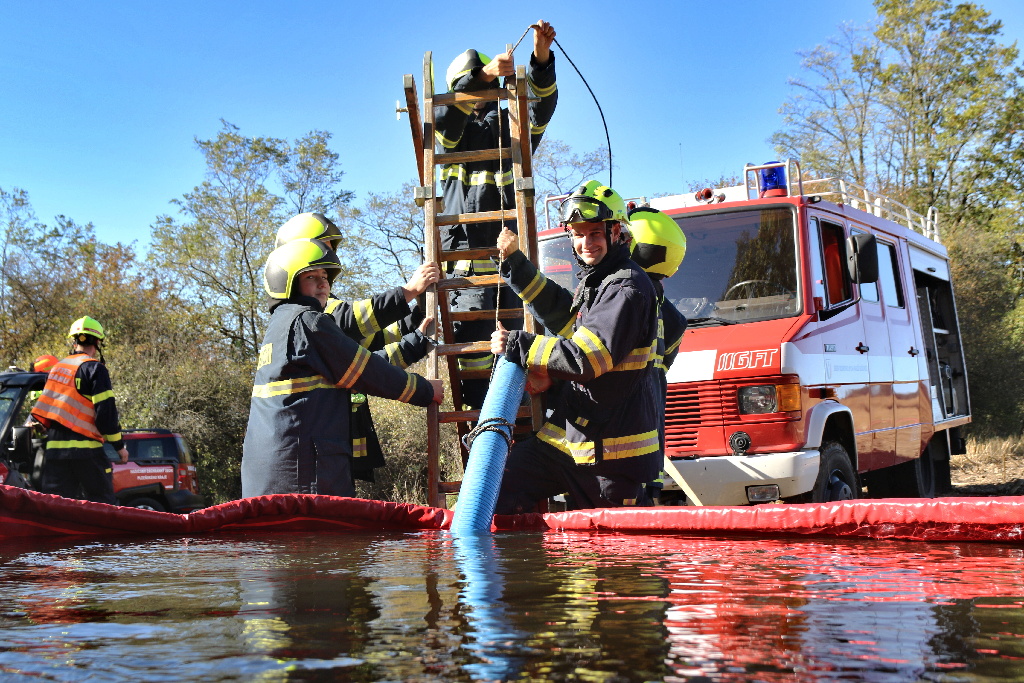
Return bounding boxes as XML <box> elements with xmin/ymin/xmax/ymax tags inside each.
<box><xmin>846</xmin><ymin>233</ymin><xmax>879</xmax><ymax>284</ymax></box>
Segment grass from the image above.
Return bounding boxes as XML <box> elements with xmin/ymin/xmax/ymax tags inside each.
<box><xmin>951</xmin><ymin>433</ymin><xmax>1024</xmax><ymax>493</ymax></box>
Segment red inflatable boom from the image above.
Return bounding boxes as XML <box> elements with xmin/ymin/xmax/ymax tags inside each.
<box><xmin>2</xmin><ymin>485</ymin><xmax>1022</xmax><ymax>543</ymax></box>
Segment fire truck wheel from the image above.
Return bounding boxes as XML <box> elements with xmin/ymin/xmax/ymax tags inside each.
<box><xmin>888</xmin><ymin>446</ymin><xmax>937</xmax><ymax>499</ymax></box>
<box><xmin>126</xmin><ymin>497</ymin><xmax>166</xmax><ymax>512</ymax></box>
<box><xmin>812</xmin><ymin>442</ymin><xmax>858</xmax><ymax>503</ymax></box>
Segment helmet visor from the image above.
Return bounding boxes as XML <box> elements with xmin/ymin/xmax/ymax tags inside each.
<box><xmin>558</xmin><ymin>196</ymin><xmax>614</xmax><ymax>226</ymax></box>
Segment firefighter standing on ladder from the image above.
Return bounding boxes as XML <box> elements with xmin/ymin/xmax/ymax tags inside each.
<box><xmin>490</xmin><ymin>181</ymin><xmax>662</xmax><ymax>512</ymax></box>
<box><xmin>435</xmin><ymin>20</ymin><xmax>557</xmax><ymax>409</ymax></box>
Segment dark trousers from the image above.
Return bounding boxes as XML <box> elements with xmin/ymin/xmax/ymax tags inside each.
<box><xmin>41</xmin><ymin>451</ymin><xmax>117</xmax><ymax>505</ymax></box>
<box><xmin>449</xmin><ymin>283</ymin><xmax>523</xmax><ymax>409</ymax></box>
<box><xmin>494</xmin><ymin>435</ymin><xmax>651</xmax><ymax>515</ymax></box>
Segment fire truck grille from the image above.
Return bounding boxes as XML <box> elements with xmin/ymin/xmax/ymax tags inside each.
<box><xmin>664</xmin><ymin>381</ymin><xmax>741</xmax><ymax>449</ymax></box>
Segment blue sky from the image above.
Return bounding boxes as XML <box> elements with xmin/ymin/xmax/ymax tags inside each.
<box><xmin>3</xmin><ymin>0</ymin><xmax>1024</xmax><ymax>252</ymax></box>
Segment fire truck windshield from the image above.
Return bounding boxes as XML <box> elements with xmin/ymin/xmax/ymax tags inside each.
<box><xmin>664</xmin><ymin>207</ymin><xmax>800</xmax><ymax>325</ymax></box>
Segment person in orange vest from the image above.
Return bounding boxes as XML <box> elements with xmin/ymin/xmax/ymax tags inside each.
<box><xmin>29</xmin><ymin>316</ymin><xmax>129</xmax><ymax>505</ymax></box>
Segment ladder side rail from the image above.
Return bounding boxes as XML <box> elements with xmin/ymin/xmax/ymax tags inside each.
<box><xmin>403</xmin><ymin>74</ymin><xmax>424</xmax><ymax>185</ymax></box>
<box><xmin>421</xmin><ymin>51</ymin><xmax>445</xmax><ymax>509</ymax></box>
<box><xmin>507</xmin><ymin>63</ymin><xmax>546</xmax><ymax>431</ymax></box>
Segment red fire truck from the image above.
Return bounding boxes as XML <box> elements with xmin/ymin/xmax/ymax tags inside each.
<box><xmin>539</xmin><ymin>160</ymin><xmax>970</xmax><ymax>505</ymax></box>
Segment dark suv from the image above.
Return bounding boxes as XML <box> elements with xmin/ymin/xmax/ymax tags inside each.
<box><xmin>0</xmin><ymin>369</ymin><xmax>205</xmax><ymax>513</ymax></box>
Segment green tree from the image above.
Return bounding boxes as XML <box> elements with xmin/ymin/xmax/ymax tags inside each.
<box><xmin>150</xmin><ymin>121</ymin><xmax>355</xmax><ymax>361</ymax></box>
<box><xmin>772</xmin><ymin>0</ymin><xmax>1024</xmax><ymax>433</ymax></box>
<box><xmin>342</xmin><ymin>181</ymin><xmax>424</xmax><ymax>290</ymax></box>
<box><xmin>533</xmin><ymin>138</ymin><xmax>610</xmax><ymax>227</ymax></box>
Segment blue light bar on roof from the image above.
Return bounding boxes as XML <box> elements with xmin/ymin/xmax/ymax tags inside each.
<box><xmin>760</xmin><ymin>162</ymin><xmax>786</xmax><ymax>193</ymax></box>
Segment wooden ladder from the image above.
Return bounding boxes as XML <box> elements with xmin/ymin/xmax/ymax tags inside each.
<box><xmin>403</xmin><ymin>49</ymin><xmax>543</xmax><ymax>509</ymax></box>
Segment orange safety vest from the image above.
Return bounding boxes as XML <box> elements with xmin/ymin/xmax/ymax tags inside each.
<box><xmin>31</xmin><ymin>354</ymin><xmax>103</xmax><ymax>441</ymax></box>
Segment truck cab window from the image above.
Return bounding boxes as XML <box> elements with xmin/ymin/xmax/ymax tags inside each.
<box><xmin>879</xmin><ymin>241</ymin><xmax>905</xmax><ymax>308</ymax></box>
<box><xmin>659</xmin><ymin>207</ymin><xmax>800</xmax><ymax>324</ymax></box>
<box><xmin>819</xmin><ymin>220</ymin><xmax>850</xmax><ymax>306</ymax></box>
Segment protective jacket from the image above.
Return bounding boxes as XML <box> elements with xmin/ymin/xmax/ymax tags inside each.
<box><xmin>351</xmin><ymin>326</ymin><xmax>433</xmax><ymax>481</ymax></box>
<box><xmin>31</xmin><ymin>354</ymin><xmax>124</xmax><ymax>459</ymax></box>
<box><xmin>649</xmin><ymin>281</ymin><xmax>687</xmax><ymax>495</ymax></box>
<box><xmin>325</xmin><ymin>287</ymin><xmax>415</xmax><ymax>348</ymax></box>
<box><xmin>327</xmin><ymin>292</ymin><xmax>430</xmax><ymax>481</ymax></box>
<box><xmin>435</xmin><ymin>53</ymin><xmax>557</xmax><ymax>271</ymax></box>
<box><xmin>499</xmin><ymin>243</ymin><xmax>663</xmax><ymax>482</ymax></box>
<box><xmin>242</xmin><ymin>296</ymin><xmax>435</xmax><ymax>498</ymax></box>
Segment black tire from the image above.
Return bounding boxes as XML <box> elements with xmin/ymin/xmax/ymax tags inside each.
<box><xmin>889</xmin><ymin>447</ymin><xmax>936</xmax><ymax>499</ymax></box>
<box><xmin>126</xmin><ymin>497</ymin><xmax>166</xmax><ymax>512</ymax></box>
<box><xmin>811</xmin><ymin>441</ymin><xmax>858</xmax><ymax>503</ymax></box>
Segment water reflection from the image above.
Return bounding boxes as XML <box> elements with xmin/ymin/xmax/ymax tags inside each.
<box><xmin>1</xmin><ymin>532</ymin><xmax>1024</xmax><ymax>681</ymax></box>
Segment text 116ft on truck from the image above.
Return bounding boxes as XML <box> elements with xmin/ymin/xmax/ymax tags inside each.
<box><xmin>539</xmin><ymin>160</ymin><xmax>969</xmax><ymax>505</ymax></box>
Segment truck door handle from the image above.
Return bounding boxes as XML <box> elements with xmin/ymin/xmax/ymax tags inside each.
<box><xmin>856</xmin><ymin>343</ymin><xmax>870</xmax><ymax>354</ymax></box>
<box><xmin>909</xmin><ymin>346</ymin><xmax>920</xmax><ymax>356</ymax></box>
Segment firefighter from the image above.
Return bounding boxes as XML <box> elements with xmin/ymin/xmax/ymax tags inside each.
<box><xmin>625</xmin><ymin>206</ymin><xmax>689</xmax><ymax>503</ymax></box>
<box><xmin>31</xmin><ymin>354</ymin><xmax>59</xmax><ymax>374</ymax></box>
<box><xmin>489</xmin><ymin>181</ymin><xmax>662</xmax><ymax>512</ymax></box>
<box><xmin>241</xmin><ymin>238</ymin><xmax>443</xmax><ymax>498</ymax></box>
<box><xmin>435</xmin><ymin>21</ymin><xmax>557</xmax><ymax>409</ymax></box>
<box><xmin>30</xmin><ymin>316</ymin><xmax>129</xmax><ymax>505</ymax></box>
<box><xmin>273</xmin><ymin>212</ymin><xmax>439</xmax><ymax>483</ymax></box>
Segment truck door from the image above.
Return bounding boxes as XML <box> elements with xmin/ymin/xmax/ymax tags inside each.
<box><xmin>855</xmin><ymin>228</ymin><xmax>896</xmax><ymax>468</ymax></box>
<box><xmin>811</xmin><ymin>217</ymin><xmax>875</xmax><ymax>469</ymax></box>
<box><xmin>877</xmin><ymin>239</ymin><xmax>923</xmax><ymax>462</ymax></box>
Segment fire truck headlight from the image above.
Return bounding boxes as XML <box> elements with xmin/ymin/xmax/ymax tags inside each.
<box><xmin>738</xmin><ymin>384</ymin><xmax>801</xmax><ymax>414</ymax></box>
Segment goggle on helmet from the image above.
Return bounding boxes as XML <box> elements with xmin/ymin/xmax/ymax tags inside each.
<box><xmin>558</xmin><ymin>180</ymin><xmax>629</xmax><ymax>227</ymax></box>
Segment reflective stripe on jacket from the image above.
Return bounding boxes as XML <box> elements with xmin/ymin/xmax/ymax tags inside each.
<box><xmin>32</xmin><ymin>354</ymin><xmax>103</xmax><ymax>441</ymax></box>
<box><xmin>434</xmin><ymin>53</ymin><xmax>557</xmax><ymax>255</ymax></box>
<box><xmin>241</xmin><ymin>298</ymin><xmax>435</xmax><ymax>497</ymax></box>
<box><xmin>499</xmin><ymin>244</ymin><xmax>662</xmax><ymax>480</ymax></box>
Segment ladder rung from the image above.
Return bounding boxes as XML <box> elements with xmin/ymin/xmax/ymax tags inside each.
<box><xmin>436</xmin><ymin>209</ymin><xmax>517</xmax><ymax>226</ymax></box>
<box><xmin>432</xmin><ymin>90</ymin><xmax>540</xmax><ymax>107</ymax></box>
<box><xmin>436</xmin><ymin>341</ymin><xmax>492</xmax><ymax>356</ymax></box>
<box><xmin>433</xmin><ymin>89</ymin><xmax>509</xmax><ymax>107</ymax></box>
<box><xmin>457</xmin><ymin>369</ymin><xmax>492</xmax><ymax>380</ymax></box>
<box><xmin>437</xmin><ymin>247</ymin><xmax>497</xmax><ymax>262</ymax></box>
<box><xmin>440</xmin><ymin>406</ymin><xmax>533</xmax><ymax>424</ymax></box>
<box><xmin>449</xmin><ymin>308</ymin><xmax>523</xmax><ymax>322</ymax></box>
<box><xmin>436</xmin><ymin>274</ymin><xmax>502</xmax><ymax>290</ymax></box>
<box><xmin>437</xmin><ymin>148</ymin><xmax>513</xmax><ymax>165</ymax></box>
<box><xmin>439</xmin><ymin>481</ymin><xmax>462</xmax><ymax>493</ymax></box>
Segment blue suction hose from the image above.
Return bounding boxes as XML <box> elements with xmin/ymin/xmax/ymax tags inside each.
<box><xmin>450</xmin><ymin>356</ymin><xmax>526</xmax><ymax>534</ymax></box>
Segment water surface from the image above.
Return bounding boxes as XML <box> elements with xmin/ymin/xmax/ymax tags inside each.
<box><xmin>1</xmin><ymin>531</ymin><xmax>1023</xmax><ymax>681</ymax></box>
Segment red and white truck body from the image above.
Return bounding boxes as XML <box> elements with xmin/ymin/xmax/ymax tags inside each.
<box><xmin>539</xmin><ymin>160</ymin><xmax>970</xmax><ymax>505</ymax></box>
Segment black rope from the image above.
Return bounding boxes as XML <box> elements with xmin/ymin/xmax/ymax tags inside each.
<box><xmin>508</xmin><ymin>26</ymin><xmax>614</xmax><ymax>189</ymax></box>
<box><xmin>461</xmin><ymin>416</ymin><xmax>515</xmax><ymax>455</ymax></box>
<box><xmin>551</xmin><ymin>36</ymin><xmax>612</xmax><ymax>188</ymax></box>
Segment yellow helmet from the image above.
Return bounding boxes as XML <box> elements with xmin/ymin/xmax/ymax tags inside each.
<box><xmin>275</xmin><ymin>213</ymin><xmax>342</xmax><ymax>251</ymax></box>
<box><xmin>626</xmin><ymin>207</ymin><xmax>687</xmax><ymax>278</ymax></box>
<box><xmin>68</xmin><ymin>316</ymin><xmax>105</xmax><ymax>343</ymax></box>
<box><xmin>558</xmin><ymin>180</ymin><xmax>629</xmax><ymax>226</ymax></box>
<box><xmin>446</xmin><ymin>49</ymin><xmax>491</xmax><ymax>92</ymax></box>
<box><xmin>263</xmin><ymin>238</ymin><xmax>342</xmax><ymax>300</ymax></box>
